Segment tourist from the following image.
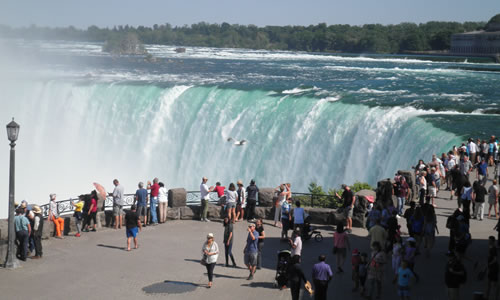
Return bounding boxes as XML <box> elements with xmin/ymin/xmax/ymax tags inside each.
<box><xmin>367</xmin><ymin>204</ymin><xmax>382</xmax><ymax>230</ymax></box>
<box><xmin>147</xmin><ymin>178</ymin><xmax>160</xmax><ymax>225</ymax></box>
<box><xmin>134</xmin><ymin>182</ymin><xmax>148</xmax><ymax>226</ymax></box>
<box><xmin>15</xmin><ymin>207</ymin><xmax>31</xmax><ymax>261</ymax></box>
<box><xmin>477</xmin><ymin>157</ymin><xmax>489</xmax><ymax>186</ymax></box>
<box><xmin>337</xmin><ymin>184</ymin><xmax>355</xmax><ymax>232</ymax></box>
<box><xmin>368</xmin><ymin>218</ymin><xmax>387</xmax><ymax>250</ymax></box>
<box><xmin>485</xmin><ymin>236</ymin><xmax>499</xmax><ymax>300</ymax></box>
<box><xmin>333</xmin><ymin>222</ymin><xmax>350</xmax><ymax>273</ymax></box>
<box><xmin>366</xmin><ymin>241</ymin><xmax>386</xmax><ymax>300</ymax></box>
<box><xmin>403</xmin><ymin>201</ymin><xmax>416</xmax><ymax>237</ymax></box>
<box><xmin>387</xmin><ymin>210</ymin><xmax>399</xmax><ymax>250</ymax></box>
<box><xmin>222</xmin><ymin>217</ymin><xmax>236</xmax><ymax>267</ymax></box>
<box><xmin>274</xmin><ymin>184</ymin><xmax>287</xmax><ymax>227</ymax></box>
<box><xmin>244</xmin><ymin>223</ymin><xmax>259</xmax><ymax>280</ymax></box>
<box><xmin>461</xmin><ymin>181</ymin><xmax>473</xmax><ymax>220</ymax></box>
<box><xmin>281</xmin><ymin>197</ymin><xmax>292</xmax><ymax>240</ymax></box>
<box><xmin>453</xmin><ymin>215</ymin><xmax>471</xmax><ymax>259</ymax></box>
<box><xmin>125</xmin><ymin>205</ymin><xmax>142</xmax><ymax>251</ymax></box>
<box><xmin>70</xmin><ymin>195</ymin><xmax>84</xmax><ymax>237</ymax></box>
<box><xmin>445</xmin><ymin>251</ymin><xmax>466</xmax><ymax>300</ymax></box>
<box><xmin>423</xmin><ymin>204</ymin><xmax>438</xmax><ymax>257</ymax></box>
<box><xmin>110</xmin><ymin>179</ymin><xmax>125</xmax><ymax>229</ymax></box>
<box><xmin>289</xmin><ymin>228</ymin><xmax>302</xmax><ymax>259</ymax></box>
<box><xmin>81</xmin><ymin>193</ymin><xmax>91</xmax><ymax>231</ymax></box>
<box><xmin>392</xmin><ymin>235</ymin><xmax>403</xmax><ymax>275</ymax></box>
<box><xmin>358</xmin><ymin>252</ymin><xmax>368</xmax><ymax>296</ymax></box>
<box><xmin>446</xmin><ymin>152</ymin><xmax>457</xmax><ymax>190</ymax></box>
<box><xmin>393</xmin><ymin>260</ymin><xmax>415</xmax><ymax>300</ymax></box>
<box><xmin>472</xmin><ymin>180</ymin><xmax>487</xmax><ymax>221</ymax></box>
<box><xmin>48</xmin><ymin>193</ymin><xmax>64</xmax><ymax>238</ymax></box>
<box><xmin>225</xmin><ymin>183</ymin><xmax>238</xmax><ymax>223</ymax></box>
<box><xmin>158</xmin><ymin>182</ymin><xmax>168</xmax><ymax>223</ymax></box>
<box><xmin>31</xmin><ymin>205</ymin><xmax>44</xmax><ymax>259</ymax></box>
<box><xmin>460</xmin><ymin>155</ymin><xmax>473</xmax><ymax>181</ymax></box>
<box><xmin>448</xmin><ymin>209</ymin><xmax>462</xmax><ymax>251</ymax></box>
<box><xmin>394</xmin><ymin>176</ymin><xmax>409</xmax><ymax>216</ymax></box>
<box><xmin>202</xmin><ymin>233</ymin><xmax>219</xmax><ymax>288</ymax></box>
<box><xmin>403</xmin><ymin>237</ymin><xmax>419</xmax><ymax>282</ymax></box>
<box><xmin>292</xmin><ymin>200</ymin><xmax>305</xmax><ymax>232</ymax></box>
<box><xmin>246</xmin><ymin>179</ymin><xmax>259</xmax><ymax>222</ymax></box>
<box><xmin>312</xmin><ymin>254</ymin><xmax>333</xmax><ymax>300</ymax></box>
<box><xmin>488</xmin><ymin>180</ymin><xmax>499</xmax><ymax>219</ymax></box>
<box><xmin>429</xmin><ymin>167</ymin><xmax>438</xmax><ymax>207</ymax></box>
<box><xmin>86</xmin><ymin>190</ymin><xmax>98</xmax><ymax>232</ymax></box>
<box><xmin>255</xmin><ymin>218</ymin><xmax>265</xmax><ymax>270</ymax></box>
<box><xmin>287</xmin><ymin>254</ymin><xmax>308</xmax><ymax>300</ymax></box>
<box><xmin>214</xmin><ymin>182</ymin><xmax>226</xmax><ymax>216</ymax></box>
<box><xmin>410</xmin><ymin>206</ymin><xmax>424</xmax><ymax>251</ymax></box>
<box><xmin>490</xmin><ymin>136</ymin><xmax>498</xmax><ymax>166</ymax></box>
<box><xmin>418</xmin><ymin>171</ymin><xmax>427</xmax><ymax>206</ymax></box>
<box><xmin>468</xmin><ymin>138</ymin><xmax>478</xmax><ymax>164</ymax></box>
<box><xmin>200</xmin><ymin>177</ymin><xmax>214</xmax><ymax>222</ymax></box>
<box><xmin>235</xmin><ymin>180</ymin><xmax>246</xmax><ymax>221</ymax></box>
<box><xmin>450</xmin><ymin>164</ymin><xmax>463</xmax><ymax>203</ymax></box>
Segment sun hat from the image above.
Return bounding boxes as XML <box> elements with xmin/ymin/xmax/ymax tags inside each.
<box><xmin>32</xmin><ymin>205</ymin><xmax>42</xmax><ymax>214</ymax></box>
<box><xmin>237</xmin><ymin>180</ymin><xmax>243</xmax><ymax>186</ymax></box>
<box><xmin>207</xmin><ymin>233</ymin><xmax>214</xmax><ymax>238</ymax></box>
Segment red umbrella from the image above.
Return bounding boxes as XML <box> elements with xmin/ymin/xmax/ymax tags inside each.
<box><xmin>93</xmin><ymin>182</ymin><xmax>107</xmax><ymax>201</ymax></box>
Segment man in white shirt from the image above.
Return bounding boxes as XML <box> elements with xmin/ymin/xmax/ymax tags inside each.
<box><xmin>200</xmin><ymin>177</ymin><xmax>214</xmax><ymax>222</ymax></box>
<box><xmin>468</xmin><ymin>138</ymin><xmax>478</xmax><ymax>164</ymax></box>
<box><xmin>289</xmin><ymin>228</ymin><xmax>302</xmax><ymax>259</ymax></box>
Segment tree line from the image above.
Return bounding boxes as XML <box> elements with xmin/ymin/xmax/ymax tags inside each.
<box><xmin>0</xmin><ymin>21</ymin><xmax>486</xmax><ymax>54</ymax></box>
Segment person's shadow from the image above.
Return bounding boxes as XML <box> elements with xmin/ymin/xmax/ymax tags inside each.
<box><xmin>97</xmin><ymin>244</ymin><xmax>127</xmax><ymax>251</ymax></box>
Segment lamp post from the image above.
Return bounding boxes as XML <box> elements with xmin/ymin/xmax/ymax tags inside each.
<box><xmin>4</xmin><ymin>118</ymin><xmax>20</xmax><ymax>269</ymax></box>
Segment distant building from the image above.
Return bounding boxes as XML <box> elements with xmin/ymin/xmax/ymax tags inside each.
<box><xmin>451</xmin><ymin>14</ymin><xmax>500</xmax><ymax>60</ymax></box>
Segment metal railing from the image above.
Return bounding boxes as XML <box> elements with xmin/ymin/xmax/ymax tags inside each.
<box><xmin>36</xmin><ymin>190</ymin><xmax>341</xmax><ymax>219</ymax></box>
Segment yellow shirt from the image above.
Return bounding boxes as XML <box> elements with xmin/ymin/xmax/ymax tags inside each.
<box><xmin>74</xmin><ymin>201</ymin><xmax>84</xmax><ymax>212</ymax></box>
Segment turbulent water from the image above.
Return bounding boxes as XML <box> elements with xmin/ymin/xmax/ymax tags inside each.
<box><xmin>0</xmin><ymin>39</ymin><xmax>499</xmax><ymax>216</ymax></box>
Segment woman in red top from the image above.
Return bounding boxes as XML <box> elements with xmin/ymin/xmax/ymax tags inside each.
<box><xmin>85</xmin><ymin>190</ymin><xmax>98</xmax><ymax>232</ymax></box>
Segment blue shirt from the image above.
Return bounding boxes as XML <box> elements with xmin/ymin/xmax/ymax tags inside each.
<box><xmin>312</xmin><ymin>261</ymin><xmax>333</xmax><ymax>281</ymax></box>
<box><xmin>281</xmin><ymin>201</ymin><xmax>290</xmax><ymax>219</ymax></box>
<box><xmin>135</xmin><ymin>188</ymin><xmax>148</xmax><ymax>206</ymax></box>
<box><xmin>245</xmin><ymin>231</ymin><xmax>259</xmax><ymax>254</ymax></box>
<box><xmin>397</xmin><ymin>267</ymin><xmax>414</xmax><ymax>287</ymax></box>
<box><xmin>478</xmin><ymin>162</ymin><xmax>488</xmax><ymax>176</ymax></box>
<box><xmin>14</xmin><ymin>215</ymin><xmax>29</xmax><ymax>232</ymax></box>
<box><xmin>294</xmin><ymin>207</ymin><xmax>305</xmax><ymax>224</ymax></box>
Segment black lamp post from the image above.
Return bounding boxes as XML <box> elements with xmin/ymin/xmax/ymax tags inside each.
<box><xmin>4</xmin><ymin>118</ymin><xmax>20</xmax><ymax>269</ymax></box>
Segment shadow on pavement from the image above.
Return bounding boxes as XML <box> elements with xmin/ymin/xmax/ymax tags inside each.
<box><xmin>240</xmin><ymin>281</ymin><xmax>275</xmax><ymax>289</ymax></box>
<box><xmin>143</xmin><ymin>280</ymin><xmax>201</xmax><ymax>294</ymax></box>
<box><xmin>96</xmin><ymin>243</ymin><xmax>127</xmax><ymax>251</ymax></box>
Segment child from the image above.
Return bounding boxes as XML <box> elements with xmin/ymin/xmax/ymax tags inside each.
<box><xmin>404</xmin><ymin>237</ymin><xmax>419</xmax><ymax>282</ymax></box>
<box><xmin>71</xmin><ymin>196</ymin><xmax>85</xmax><ymax>237</ymax></box>
<box><xmin>351</xmin><ymin>248</ymin><xmax>361</xmax><ymax>292</ymax></box>
<box><xmin>125</xmin><ymin>205</ymin><xmax>142</xmax><ymax>251</ymax></box>
<box><xmin>358</xmin><ymin>252</ymin><xmax>368</xmax><ymax>297</ymax></box>
<box><xmin>394</xmin><ymin>260</ymin><xmax>415</xmax><ymax>300</ymax></box>
<box><xmin>392</xmin><ymin>235</ymin><xmax>403</xmax><ymax>275</ymax></box>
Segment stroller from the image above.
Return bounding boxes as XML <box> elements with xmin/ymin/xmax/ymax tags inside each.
<box><xmin>274</xmin><ymin>249</ymin><xmax>291</xmax><ymax>289</ymax></box>
<box><xmin>302</xmin><ymin>216</ymin><xmax>323</xmax><ymax>242</ymax></box>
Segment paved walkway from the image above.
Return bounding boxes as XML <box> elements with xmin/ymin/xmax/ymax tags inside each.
<box><xmin>0</xmin><ymin>169</ymin><xmax>498</xmax><ymax>300</ymax></box>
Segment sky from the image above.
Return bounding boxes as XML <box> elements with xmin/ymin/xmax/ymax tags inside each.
<box><xmin>0</xmin><ymin>0</ymin><xmax>499</xmax><ymax>29</ymax></box>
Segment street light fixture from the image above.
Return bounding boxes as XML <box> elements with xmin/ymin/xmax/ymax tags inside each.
<box><xmin>4</xmin><ymin>118</ymin><xmax>20</xmax><ymax>269</ymax></box>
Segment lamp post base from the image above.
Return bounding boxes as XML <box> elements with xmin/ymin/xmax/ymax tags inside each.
<box><xmin>3</xmin><ymin>259</ymin><xmax>21</xmax><ymax>269</ymax></box>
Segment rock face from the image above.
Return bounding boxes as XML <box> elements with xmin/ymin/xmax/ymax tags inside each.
<box><xmin>376</xmin><ymin>179</ymin><xmax>394</xmax><ymax>207</ymax></box>
<box><xmin>306</xmin><ymin>208</ymin><xmax>336</xmax><ymax>224</ymax></box>
<box><xmin>168</xmin><ymin>188</ymin><xmax>187</xmax><ymax>208</ymax></box>
<box><xmin>354</xmin><ymin>189</ymin><xmax>375</xmax><ymax>228</ymax></box>
<box><xmin>258</xmin><ymin>188</ymin><xmax>275</xmax><ymax>207</ymax></box>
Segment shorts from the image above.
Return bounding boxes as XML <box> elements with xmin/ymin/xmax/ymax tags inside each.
<box><xmin>126</xmin><ymin>227</ymin><xmax>138</xmax><ymax>238</ymax></box>
<box><xmin>345</xmin><ymin>207</ymin><xmax>353</xmax><ymax>218</ymax></box>
<box><xmin>429</xmin><ymin>187</ymin><xmax>437</xmax><ymax>197</ymax></box>
<box><xmin>398</xmin><ymin>285</ymin><xmax>410</xmax><ymax>297</ymax></box>
<box><xmin>226</xmin><ymin>202</ymin><xmax>236</xmax><ymax>209</ymax></box>
<box><xmin>136</xmin><ymin>205</ymin><xmax>146</xmax><ymax>217</ymax></box>
<box><xmin>113</xmin><ymin>205</ymin><xmax>124</xmax><ymax>216</ymax></box>
<box><xmin>244</xmin><ymin>252</ymin><xmax>258</xmax><ymax>266</ymax></box>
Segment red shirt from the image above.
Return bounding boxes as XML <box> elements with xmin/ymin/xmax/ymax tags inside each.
<box><xmin>91</xmin><ymin>198</ymin><xmax>97</xmax><ymax>213</ymax></box>
<box><xmin>150</xmin><ymin>183</ymin><xmax>160</xmax><ymax>197</ymax></box>
<box><xmin>214</xmin><ymin>186</ymin><xmax>225</xmax><ymax>197</ymax></box>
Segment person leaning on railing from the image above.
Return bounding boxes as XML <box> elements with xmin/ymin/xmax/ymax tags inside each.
<box><xmin>48</xmin><ymin>193</ymin><xmax>65</xmax><ymax>239</ymax></box>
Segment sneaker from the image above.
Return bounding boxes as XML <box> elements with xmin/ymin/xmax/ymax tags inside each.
<box><xmin>205</xmin><ymin>219</ymin><xmax>211</xmax><ymax>222</ymax></box>
<box><xmin>75</xmin><ymin>233</ymin><xmax>81</xmax><ymax>237</ymax></box>
<box><xmin>91</xmin><ymin>229</ymin><xmax>97</xmax><ymax>232</ymax></box>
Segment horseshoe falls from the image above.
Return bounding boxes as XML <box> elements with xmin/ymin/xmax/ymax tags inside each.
<box><xmin>1</xmin><ymin>40</ymin><xmax>500</xmax><ymax>216</ymax></box>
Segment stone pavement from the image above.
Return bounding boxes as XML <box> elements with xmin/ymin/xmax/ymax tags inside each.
<box><xmin>0</xmin><ymin>169</ymin><xmax>498</xmax><ymax>300</ymax></box>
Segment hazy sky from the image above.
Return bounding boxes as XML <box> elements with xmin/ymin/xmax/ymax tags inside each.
<box><xmin>1</xmin><ymin>0</ymin><xmax>499</xmax><ymax>28</ymax></box>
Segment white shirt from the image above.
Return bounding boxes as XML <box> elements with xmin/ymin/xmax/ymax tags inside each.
<box><xmin>200</xmin><ymin>183</ymin><xmax>210</xmax><ymax>200</ymax></box>
<box><xmin>202</xmin><ymin>241</ymin><xmax>219</xmax><ymax>264</ymax></box>
<box><xmin>469</xmin><ymin>142</ymin><xmax>478</xmax><ymax>153</ymax></box>
<box><xmin>225</xmin><ymin>190</ymin><xmax>238</xmax><ymax>203</ymax></box>
<box><xmin>159</xmin><ymin>187</ymin><xmax>168</xmax><ymax>203</ymax></box>
<box><xmin>291</xmin><ymin>235</ymin><xmax>302</xmax><ymax>257</ymax></box>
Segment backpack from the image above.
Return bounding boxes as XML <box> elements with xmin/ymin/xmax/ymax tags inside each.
<box><xmin>461</xmin><ymin>188</ymin><xmax>472</xmax><ymax>201</ymax></box>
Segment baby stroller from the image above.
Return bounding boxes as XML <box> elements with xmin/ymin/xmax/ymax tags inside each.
<box><xmin>302</xmin><ymin>216</ymin><xmax>323</xmax><ymax>242</ymax></box>
<box><xmin>274</xmin><ymin>249</ymin><xmax>291</xmax><ymax>289</ymax></box>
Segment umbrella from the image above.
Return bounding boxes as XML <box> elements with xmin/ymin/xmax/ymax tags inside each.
<box><xmin>93</xmin><ymin>182</ymin><xmax>107</xmax><ymax>201</ymax></box>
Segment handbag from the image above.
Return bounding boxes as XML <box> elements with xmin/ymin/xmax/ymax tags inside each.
<box><xmin>200</xmin><ymin>253</ymin><xmax>208</xmax><ymax>266</ymax></box>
